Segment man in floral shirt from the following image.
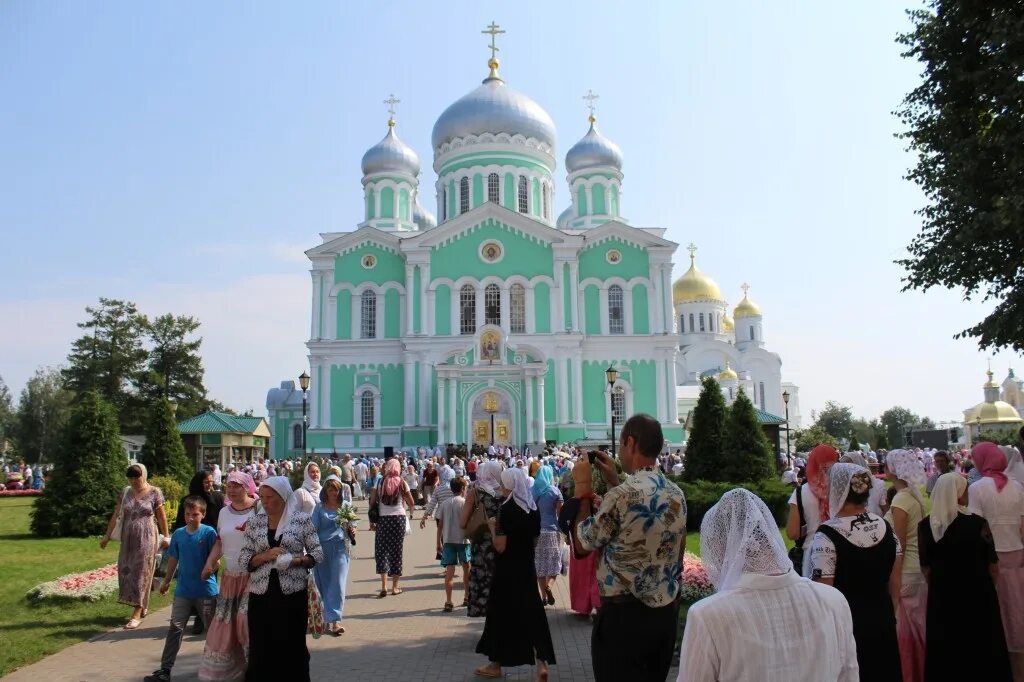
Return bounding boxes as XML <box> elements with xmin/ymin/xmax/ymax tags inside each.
<box><xmin>573</xmin><ymin>413</ymin><xmax>686</xmax><ymax>682</ymax></box>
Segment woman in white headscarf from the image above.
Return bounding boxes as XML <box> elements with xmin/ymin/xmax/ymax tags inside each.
<box><xmin>462</xmin><ymin>460</ymin><xmax>505</xmax><ymax>617</ymax></box>
<box><xmin>293</xmin><ymin>461</ymin><xmax>322</xmax><ymax>514</ymax></box>
<box><xmin>809</xmin><ymin>463</ymin><xmax>902</xmax><ymax>682</ymax></box>
<box><xmin>678</xmin><ymin>489</ymin><xmax>858</xmax><ymax>681</ymax></box>
<box><xmin>238</xmin><ymin>476</ymin><xmax>323</xmax><ymax>682</ymax></box>
<box><xmin>840</xmin><ymin>451</ymin><xmax>888</xmax><ymax>516</ymax></box>
<box><xmin>474</xmin><ymin>467</ymin><xmax>555</xmax><ymax>680</ymax></box>
<box><xmin>918</xmin><ymin>472</ymin><xmax>1011</xmax><ymax>680</ymax></box>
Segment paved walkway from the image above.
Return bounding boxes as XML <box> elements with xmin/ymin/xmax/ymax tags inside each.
<box><xmin>7</xmin><ymin>509</ymin><xmax>622</xmax><ymax>682</ymax></box>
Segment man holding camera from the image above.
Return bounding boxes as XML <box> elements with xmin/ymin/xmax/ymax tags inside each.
<box><xmin>572</xmin><ymin>413</ymin><xmax>687</xmax><ymax>682</ymax></box>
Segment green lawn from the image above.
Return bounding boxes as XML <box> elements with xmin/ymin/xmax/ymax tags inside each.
<box><xmin>0</xmin><ymin>497</ymin><xmax>171</xmax><ymax>676</ymax></box>
<box><xmin>685</xmin><ymin>528</ymin><xmax>794</xmax><ymax>556</ymax></box>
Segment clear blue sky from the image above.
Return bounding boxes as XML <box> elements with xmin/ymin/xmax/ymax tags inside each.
<box><xmin>1</xmin><ymin>1</ymin><xmax>1018</xmax><ymax>425</ymax></box>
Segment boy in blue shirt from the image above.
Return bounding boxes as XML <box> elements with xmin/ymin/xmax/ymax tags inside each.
<box><xmin>145</xmin><ymin>495</ymin><xmax>219</xmax><ymax>682</ymax></box>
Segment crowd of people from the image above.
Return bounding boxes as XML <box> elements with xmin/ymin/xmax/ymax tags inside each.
<box><xmin>1</xmin><ymin>461</ymin><xmax>46</xmax><ymax>490</ymax></box>
<box><xmin>88</xmin><ymin>419</ymin><xmax>1024</xmax><ymax>681</ymax></box>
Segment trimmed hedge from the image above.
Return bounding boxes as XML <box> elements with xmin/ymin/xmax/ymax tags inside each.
<box><xmin>669</xmin><ymin>476</ymin><xmax>792</xmax><ymax>530</ymax></box>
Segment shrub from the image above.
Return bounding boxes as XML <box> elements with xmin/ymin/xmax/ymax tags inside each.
<box><xmin>670</xmin><ymin>476</ymin><xmax>792</xmax><ymax>530</ymax></box>
<box><xmin>148</xmin><ymin>475</ymin><xmax>185</xmax><ymax>508</ymax></box>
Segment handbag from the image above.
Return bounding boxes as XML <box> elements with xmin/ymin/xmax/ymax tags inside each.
<box><xmin>306</xmin><ymin>573</ymin><xmax>326</xmax><ymax>639</ymax></box>
<box><xmin>367</xmin><ymin>481</ymin><xmax>381</xmax><ymax>525</ymax></box>
<box><xmin>787</xmin><ymin>485</ymin><xmax>806</xmax><ymax>575</ymax></box>
<box><xmin>110</xmin><ymin>488</ymin><xmax>130</xmax><ymax>542</ymax></box>
<box><xmin>463</xmin><ymin>492</ymin><xmax>490</xmax><ymax>542</ymax></box>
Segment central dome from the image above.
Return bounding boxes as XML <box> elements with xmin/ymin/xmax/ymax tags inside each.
<box><xmin>673</xmin><ymin>260</ymin><xmax>723</xmax><ymax>303</ymax></box>
<box><xmin>432</xmin><ymin>73</ymin><xmax>556</xmax><ymax>152</ymax></box>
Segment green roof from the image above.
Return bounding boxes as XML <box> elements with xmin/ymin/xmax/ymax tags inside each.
<box><xmin>754</xmin><ymin>408</ymin><xmax>786</xmax><ymax>425</ymax></box>
<box><xmin>177</xmin><ymin>411</ymin><xmax>263</xmax><ymax>435</ymax></box>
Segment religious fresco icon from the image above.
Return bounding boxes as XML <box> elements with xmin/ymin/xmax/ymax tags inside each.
<box><xmin>361</xmin><ymin>254</ymin><xmax>377</xmax><ymax>269</ymax></box>
<box><xmin>606</xmin><ymin>249</ymin><xmax>622</xmax><ymax>264</ymax></box>
<box><xmin>480</xmin><ymin>330</ymin><xmax>501</xmax><ymax>361</ymax></box>
<box><xmin>481</xmin><ymin>241</ymin><xmax>502</xmax><ymax>262</ymax></box>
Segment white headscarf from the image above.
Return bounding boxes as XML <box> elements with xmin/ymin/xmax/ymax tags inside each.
<box><xmin>302</xmin><ymin>462</ymin><xmax>321</xmax><ymax>494</ymax></box>
<box><xmin>700</xmin><ymin>488</ymin><xmax>791</xmax><ymax>591</ymax></box>
<box><xmin>929</xmin><ymin>472</ymin><xmax>968</xmax><ymax>543</ymax></box>
<box><xmin>886</xmin><ymin>449</ymin><xmax>927</xmax><ymax>510</ymax></box>
<box><xmin>1002</xmin><ymin>446</ymin><xmax>1024</xmax><ymax>486</ymax></box>
<box><xmin>476</xmin><ymin>460</ymin><xmax>504</xmax><ymax>497</ymax></box>
<box><xmin>260</xmin><ymin>476</ymin><xmax>296</xmax><ymax>540</ymax></box>
<box><xmin>500</xmin><ymin>467</ymin><xmax>537</xmax><ymax>513</ymax></box>
<box><xmin>827</xmin><ymin>463</ymin><xmax>873</xmax><ymax>518</ymax></box>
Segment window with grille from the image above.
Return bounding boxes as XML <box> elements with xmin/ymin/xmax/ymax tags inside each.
<box><xmin>542</xmin><ymin>184</ymin><xmax>550</xmax><ymax>218</ymax></box>
<box><xmin>608</xmin><ymin>285</ymin><xmax>624</xmax><ymax>334</ymax></box>
<box><xmin>760</xmin><ymin>382</ymin><xmax>766</xmax><ymax>410</ymax></box>
<box><xmin>360</xmin><ymin>390</ymin><xmax>374</xmax><ymax>430</ymax></box>
<box><xmin>699</xmin><ymin>313</ymin><xmax>705</xmax><ymax>332</ymax></box>
<box><xmin>484</xmin><ymin>284</ymin><xmax>501</xmax><ymax>326</ymax></box>
<box><xmin>517</xmin><ymin>176</ymin><xmax>528</xmax><ymax>213</ymax></box>
<box><xmin>292</xmin><ymin>423</ymin><xmax>303</xmax><ymax>449</ymax></box>
<box><xmin>611</xmin><ymin>390</ymin><xmax>625</xmax><ymax>419</ymax></box>
<box><xmin>460</xmin><ymin>285</ymin><xmax>476</xmax><ymax>335</ymax></box>
<box><xmin>689</xmin><ymin>314</ymin><xmax>694</xmax><ymax>332</ymax></box>
<box><xmin>441</xmin><ymin>188</ymin><xmax>447</xmax><ymax>220</ymax></box>
<box><xmin>460</xmin><ymin>177</ymin><xmax>469</xmax><ymax>214</ymax></box>
<box><xmin>487</xmin><ymin>173</ymin><xmax>500</xmax><ymax>203</ymax></box>
<box><xmin>510</xmin><ymin>284</ymin><xmax>525</xmax><ymax>333</ymax></box>
<box><xmin>360</xmin><ymin>290</ymin><xmax>376</xmax><ymax>339</ymax></box>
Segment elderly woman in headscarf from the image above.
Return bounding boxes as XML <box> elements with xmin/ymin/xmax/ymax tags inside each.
<box><xmin>968</xmin><ymin>441</ymin><xmax>1024</xmax><ymax>674</ymax></box>
<box><xmin>100</xmin><ymin>462</ymin><xmax>170</xmax><ymax>630</ymax></box>
<box><xmin>919</xmin><ymin>471</ymin><xmax>1011</xmax><ymax>681</ymax></box>
<box><xmin>474</xmin><ymin>467</ymin><xmax>555</xmax><ymax>680</ymax></box>
<box><xmin>531</xmin><ymin>464</ymin><xmax>563</xmax><ymax>606</ymax></box>
<box><xmin>369</xmin><ymin>458</ymin><xmax>415</xmax><ymax>598</ymax></box>
<box><xmin>461</xmin><ymin>459</ymin><xmax>505</xmax><ymax>617</ymax></box>
<box><xmin>809</xmin><ymin>463</ymin><xmax>902</xmax><ymax>682</ymax></box>
<box><xmin>786</xmin><ymin>444</ymin><xmax>839</xmax><ymax>576</ymax></box>
<box><xmin>678</xmin><ymin>489</ymin><xmax>858</xmax><ymax>681</ymax></box>
<box><xmin>840</xmin><ymin>451</ymin><xmax>887</xmax><ymax>516</ymax></box>
<box><xmin>238</xmin><ymin>476</ymin><xmax>323</xmax><ymax>682</ymax></box>
<box><xmin>884</xmin><ymin>448</ymin><xmax>928</xmax><ymax>682</ymax></box>
<box><xmin>293</xmin><ymin>461</ymin><xmax>322</xmax><ymax>514</ymax></box>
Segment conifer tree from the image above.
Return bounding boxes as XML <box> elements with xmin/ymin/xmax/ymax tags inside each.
<box><xmin>139</xmin><ymin>398</ymin><xmax>193</xmax><ymax>484</ymax></box>
<box><xmin>849</xmin><ymin>435</ymin><xmax>861</xmax><ymax>452</ymax></box>
<box><xmin>683</xmin><ymin>377</ymin><xmax>727</xmax><ymax>482</ymax></box>
<box><xmin>720</xmin><ymin>389</ymin><xmax>776</xmax><ymax>482</ymax></box>
<box><xmin>32</xmin><ymin>391</ymin><xmax>126</xmax><ymax>536</ymax></box>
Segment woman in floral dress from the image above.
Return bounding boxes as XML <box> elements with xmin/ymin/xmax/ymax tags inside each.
<box><xmin>100</xmin><ymin>462</ymin><xmax>169</xmax><ymax>630</ymax></box>
<box><xmin>461</xmin><ymin>460</ymin><xmax>503</xmax><ymax>617</ymax></box>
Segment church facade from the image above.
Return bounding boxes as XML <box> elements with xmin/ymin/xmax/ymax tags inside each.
<box><xmin>266</xmin><ymin>33</ymin><xmax>794</xmax><ymax>458</ymax></box>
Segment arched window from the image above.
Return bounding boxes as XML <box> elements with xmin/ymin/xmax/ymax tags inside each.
<box><xmin>460</xmin><ymin>285</ymin><xmax>476</xmax><ymax>335</ymax></box>
<box><xmin>608</xmin><ymin>285</ymin><xmax>624</xmax><ymax>334</ymax></box>
<box><xmin>360</xmin><ymin>289</ymin><xmax>376</xmax><ymax>339</ymax></box>
<box><xmin>510</xmin><ymin>284</ymin><xmax>526</xmax><ymax>333</ymax></box>
<box><xmin>699</xmin><ymin>312</ymin><xmax>705</xmax><ymax>332</ymax></box>
<box><xmin>749</xmin><ymin>326</ymin><xmax>755</xmax><ymax>341</ymax></box>
<box><xmin>484</xmin><ymin>283</ymin><xmax>501</xmax><ymax>326</ymax></box>
<box><xmin>517</xmin><ymin>176</ymin><xmax>528</xmax><ymax>213</ymax></box>
<box><xmin>611</xmin><ymin>389</ymin><xmax>625</xmax><ymax>420</ymax></box>
<box><xmin>542</xmin><ymin>183</ymin><xmax>550</xmax><ymax>218</ymax></box>
<box><xmin>459</xmin><ymin>177</ymin><xmax>469</xmax><ymax>214</ymax></box>
<box><xmin>688</xmin><ymin>313</ymin><xmax>695</xmax><ymax>332</ymax></box>
<box><xmin>292</xmin><ymin>423</ymin><xmax>303</xmax><ymax>449</ymax></box>
<box><xmin>360</xmin><ymin>390</ymin><xmax>374</xmax><ymax>430</ymax></box>
<box><xmin>487</xmin><ymin>173</ymin><xmax>500</xmax><ymax>203</ymax></box>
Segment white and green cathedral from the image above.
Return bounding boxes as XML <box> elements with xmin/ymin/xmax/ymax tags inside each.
<box><xmin>266</xmin><ymin>32</ymin><xmax>796</xmax><ymax>458</ymax></box>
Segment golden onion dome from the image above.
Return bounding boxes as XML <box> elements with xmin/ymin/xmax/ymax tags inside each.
<box><xmin>672</xmin><ymin>246</ymin><xmax>723</xmax><ymax>304</ymax></box>
<box><xmin>733</xmin><ymin>283</ymin><xmax>762</xmax><ymax>318</ymax></box>
<box><xmin>984</xmin><ymin>369</ymin><xmax>999</xmax><ymax>389</ymax></box>
<box><xmin>722</xmin><ymin>314</ymin><xmax>735</xmax><ymax>333</ymax></box>
<box><xmin>718</xmin><ymin>361</ymin><xmax>738</xmax><ymax>381</ymax></box>
<box><xmin>968</xmin><ymin>400</ymin><xmax>1023</xmax><ymax>424</ymax></box>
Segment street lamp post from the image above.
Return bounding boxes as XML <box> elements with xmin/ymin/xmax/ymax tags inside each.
<box><xmin>605</xmin><ymin>366</ymin><xmax>619</xmax><ymax>455</ymax></box>
<box><xmin>782</xmin><ymin>390</ymin><xmax>791</xmax><ymax>467</ymax></box>
<box><xmin>299</xmin><ymin>371</ymin><xmax>310</xmax><ymax>457</ymax></box>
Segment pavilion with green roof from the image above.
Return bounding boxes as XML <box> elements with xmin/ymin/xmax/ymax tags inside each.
<box><xmin>177</xmin><ymin>411</ymin><xmax>272</xmax><ymax>470</ymax></box>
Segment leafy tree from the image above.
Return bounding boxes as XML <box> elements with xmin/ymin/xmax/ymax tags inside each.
<box><xmin>62</xmin><ymin>299</ymin><xmax>149</xmax><ymax>431</ymax></box>
<box><xmin>0</xmin><ymin>375</ymin><xmax>13</xmax><ymax>457</ymax></box>
<box><xmin>895</xmin><ymin>3</ymin><xmax>1024</xmax><ymax>352</ymax></box>
<box><xmin>880</xmin><ymin>406</ymin><xmax>920</xmax><ymax>448</ymax></box>
<box><xmin>976</xmin><ymin>430</ymin><xmax>1019</xmax><ymax>446</ymax></box>
<box><xmin>875</xmin><ymin>430</ymin><xmax>891</xmax><ymax>450</ymax></box>
<box><xmin>919</xmin><ymin>416</ymin><xmax>936</xmax><ymax>429</ymax></box>
<box><xmin>136</xmin><ymin>314</ymin><xmax>207</xmax><ymax>419</ymax></box>
<box><xmin>815</xmin><ymin>401</ymin><xmax>854</xmax><ymax>440</ymax></box>
<box><xmin>13</xmin><ymin>367</ymin><xmax>71</xmax><ymax>464</ymax></box>
<box><xmin>31</xmin><ymin>391</ymin><xmax>126</xmax><ymax>536</ymax></box>
<box><xmin>720</xmin><ymin>389</ymin><xmax>775</xmax><ymax>482</ymax></box>
<box><xmin>683</xmin><ymin>377</ymin><xmax>727</xmax><ymax>482</ymax></box>
<box><xmin>138</xmin><ymin>398</ymin><xmax>193</xmax><ymax>485</ymax></box>
<box><xmin>851</xmin><ymin>418</ymin><xmax>875</xmax><ymax>448</ymax></box>
<box><xmin>794</xmin><ymin>425</ymin><xmax>839</xmax><ymax>453</ymax></box>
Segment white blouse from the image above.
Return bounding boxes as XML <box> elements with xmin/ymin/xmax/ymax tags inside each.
<box><xmin>968</xmin><ymin>477</ymin><xmax>1024</xmax><ymax>552</ymax></box>
<box><xmin>217</xmin><ymin>503</ymin><xmax>257</xmax><ymax>573</ymax></box>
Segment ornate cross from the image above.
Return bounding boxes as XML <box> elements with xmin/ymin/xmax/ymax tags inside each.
<box><xmin>741</xmin><ymin>282</ymin><xmax>750</xmax><ymax>297</ymax></box>
<box><xmin>687</xmin><ymin>243</ymin><xmax>698</xmax><ymax>262</ymax></box>
<box><xmin>583</xmin><ymin>89</ymin><xmax>600</xmax><ymax>120</ymax></box>
<box><xmin>383</xmin><ymin>93</ymin><xmax>400</xmax><ymax>122</ymax></box>
<box><xmin>482</xmin><ymin>21</ymin><xmax>505</xmax><ymax>61</ymax></box>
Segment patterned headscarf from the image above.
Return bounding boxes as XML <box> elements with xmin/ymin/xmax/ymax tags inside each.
<box><xmin>476</xmin><ymin>460</ymin><xmax>504</xmax><ymax>497</ymax></box>
<box><xmin>227</xmin><ymin>470</ymin><xmax>257</xmax><ymax>497</ymax></box>
<box><xmin>381</xmin><ymin>458</ymin><xmax>402</xmax><ymax>498</ymax></box>
<box><xmin>887</xmin><ymin>448</ymin><xmax>928</xmax><ymax>509</ymax></box>
<box><xmin>806</xmin><ymin>444</ymin><xmax>839</xmax><ymax>522</ymax></box>
<box><xmin>972</xmin><ymin>441</ymin><xmax>1009</xmax><ymax>491</ymax></box>
<box><xmin>501</xmin><ymin>467</ymin><xmax>537</xmax><ymax>513</ymax></box>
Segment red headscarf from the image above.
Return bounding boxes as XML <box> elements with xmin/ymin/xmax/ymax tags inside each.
<box><xmin>381</xmin><ymin>458</ymin><xmax>402</xmax><ymax>498</ymax></box>
<box><xmin>806</xmin><ymin>444</ymin><xmax>839</xmax><ymax>522</ymax></box>
<box><xmin>972</xmin><ymin>441</ymin><xmax>1009</xmax><ymax>491</ymax></box>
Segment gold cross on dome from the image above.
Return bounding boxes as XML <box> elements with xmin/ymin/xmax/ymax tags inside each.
<box><xmin>687</xmin><ymin>243</ymin><xmax>698</xmax><ymax>262</ymax></box>
<box><xmin>741</xmin><ymin>282</ymin><xmax>750</xmax><ymax>297</ymax></box>
<box><xmin>583</xmin><ymin>89</ymin><xmax>600</xmax><ymax>121</ymax></box>
<box><xmin>482</xmin><ymin>21</ymin><xmax>505</xmax><ymax>61</ymax></box>
<box><xmin>383</xmin><ymin>93</ymin><xmax>400</xmax><ymax>124</ymax></box>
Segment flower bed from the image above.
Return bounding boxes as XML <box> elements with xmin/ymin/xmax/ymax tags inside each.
<box><xmin>0</xmin><ymin>489</ymin><xmax>42</xmax><ymax>497</ymax></box>
<box><xmin>679</xmin><ymin>551</ymin><xmax>715</xmax><ymax>602</ymax></box>
<box><xmin>26</xmin><ymin>563</ymin><xmax>119</xmax><ymax>604</ymax></box>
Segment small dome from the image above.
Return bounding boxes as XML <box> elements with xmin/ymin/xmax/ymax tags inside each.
<box><xmin>718</xmin><ymin>361</ymin><xmax>738</xmax><ymax>382</ymax></box>
<box><xmin>673</xmin><ymin>255</ymin><xmax>723</xmax><ymax>304</ymax></box>
<box><xmin>361</xmin><ymin>123</ymin><xmax>420</xmax><ymax>177</ymax></box>
<box><xmin>413</xmin><ymin>196</ymin><xmax>436</xmax><ymax>230</ymax></box>
<box><xmin>556</xmin><ymin>206</ymin><xmax>573</xmax><ymax>230</ymax></box>
<box><xmin>432</xmin><ymin>71</ymin><xmax>556</xmax><ymax>152</ymax></box>
<box><xmin>722</xmin><ymin>314</ymin><xmax>735</xmax><ymax>333</ymax></box>
<box><xmin>966</xmin><ymin>400</ymin><xmax>1023</xmax><ymax>424</ymax></box>
<box><xmin>565</xmin><ymin>119</ymin><xmax>623</xmax><ymax>173</ymax></box>
<box><xmin>733</xmin><ymin>291</ymin><xmax>762</xmax><ymax>319</ymax></box>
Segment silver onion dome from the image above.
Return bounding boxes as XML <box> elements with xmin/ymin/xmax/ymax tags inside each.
<box><xmin>432</xmin><ymin>74</ymin><xmax>556</xmax><ymax>152</ymax></box>
<box><xmin>556</xmin><ymin>206</ymin><xmax>573</xmax><ymax>230</ymax></box>
<box><xmin>565</xmin><ymin>120</ymin><xmax>623</xmax><ymax>173</ymax></box>
<box><xmin>361</xmin><ymin>124</ymin><xmax>420</xmax><ymax>177</ymax></box>
<box><xmin>413</xmin><ymin>196</ymin><xmax>436</xmax><ymax>230</ymax></box>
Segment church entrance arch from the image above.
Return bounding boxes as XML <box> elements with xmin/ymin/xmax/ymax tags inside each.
<box><xmin>466</xmin><ymin>387</ymin><xmax>515</xmax><ymax>448</ymax></box>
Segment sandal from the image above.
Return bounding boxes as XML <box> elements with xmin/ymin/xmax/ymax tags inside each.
<box><xmin>545</xmin><ymin>589</ymin><xmax>555</xmax><ymax>606</ymax></box>
<box><xmin>443</xmin><ymin>602</ymin><xmax>454</xmax><ymax>612</ymax></box>
<box><xmin>474</xmin><ymin>666</ymin><xmax>502</xmax><ymax>679</ymax></box>
<box><xmin>123</xmin><ymin>618</ymin><xmax>141</xmax><ymax>630</ymax></box>
<box><xmin>391</xmin><ymin>588</ymin><xmax>403</xmax><ymax>595</ymax></box>
<box><xmin>140</xmin><ymin>609</ymin><xmax>148</xmax><ymax>618</ymax></box>
<box><xmin>377</xmin><ymin>590</ymin><xmax>387</xmax><ymax>599</ymax></box>
<box><xmin>462</xmin><ymin>597</ymin><xmax>470</xmax><ymax>607</ymax></box>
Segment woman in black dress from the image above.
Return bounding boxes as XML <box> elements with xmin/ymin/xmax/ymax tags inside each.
<box><xmin>474</xmin><ymin>467</ymin><xmax>555</xmax><ymax>681</ymax></box>
<box><xmin>920</xmin><ymin>472</ymin><xmax>1011</xmax><ymax>681</ymax></box>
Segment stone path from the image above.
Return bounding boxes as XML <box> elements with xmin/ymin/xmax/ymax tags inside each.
<box><xmin>6</xmin><ymin>510</ymin><xmax>621</xmax><ymax>682</ymax></box>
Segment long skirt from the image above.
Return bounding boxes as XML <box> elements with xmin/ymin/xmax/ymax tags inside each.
<box><xmin>117</xmin><ymin>520</ymin><xmax>158</xmax><ymax>610</ymax></box>
<box><xmin>198</xmin><ymin>572</ymin><xmax>250</xmax><ymax>682</ymax></box>
<box><xmin>569</xmin><ymin>550</ymin><xmax>601</xmax><ymax>615</ymax></box>
<box><xmin>534</xmin><ymin>531</ymin><xmax>562</xmax><ymax>578</ymax></box>
<box><xmin>374</xmin><ymin>515</ymin><xmax>405</xmax><ymax>576</ymax></box>
<box><xmin>314</xmin><ymin>539</ymin><xmax>350</xmax><ymax>623</ymax></box>
<box><xmin>895</xmin><ymin>576</ymin><xmax>927</xmax><ymax>682</ymax></box>
<box><xmin>467</xmin><ymin>534</ymin><xmax>497</xmax><ymax>618</ymax></box>
<box><xmin>246</xmin><ymin>574</ymin><xmax>309</xmax><ymax>682</ymax></box>
<box><xmin>995</xmin><ymin>549</ymin><xmax>1024</xmax><ymax>652</ymax></box>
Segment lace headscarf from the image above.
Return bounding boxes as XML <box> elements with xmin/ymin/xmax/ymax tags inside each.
<box><xmin>438</xmin><ymin>465</ymin><xmax>456</xmax><ymax>489</ymax></box>
<box><xmin>476</xmin><ymin>460</ymin><xmax>504</xmax><ymax>497</ymax></box>
<box><xmin>840</xmin><ymin>452</ymin><xmax>868</xmax><ymax>468</ymax></box>
<box><xmin>972</xmin><ymin>441</ymin><xmax>1009</xmax><ymax>491</ymax></box>
<box><xmin>929</xmin><ymin>472</ymin><xmax>967</xmax><ymax>542</ymax></box>
<box><xmin>828</xmin><ymin>463</ymin><xmax>873</xmax><ymax>518</ymax></box>
<box><xmin>302</xmin><ymin>462</ymin><xmax>321</xmax><ymax>495</ymax></box>
<box><xmin>1003</xmin><ymin>446</ymin><xmax>1024</xmax><ymax>486</ymax></box>
<box><xmin>259</xmin><ymin>476</ymin><xmax>296</xmax><ymax>540</ymax></box>
<box><xmin>886</xmin><ymin>448</ymin><xmax>927</xmax><ymax>509</ymax></box>
<box><xmin>806</xmin><ymin>444</ymin><xmax>840</xmax><ymax>522</ymax></box>
<box><xmin>500</xmin><ymin>467</ymin><xmax>537</xmax><ymax>513</ymax></box>
<box><xmin>700</xmin><ymin>488</ymin><xmax>791</xmax><ymax>591</ymax></box>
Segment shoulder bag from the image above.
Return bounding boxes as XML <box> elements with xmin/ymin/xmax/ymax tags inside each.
<box><xmin>463</xmin><ymin>489</ymin><xmax>490</xmax><ymax>542</ymax></box>
<box><xmin>787</xmin><ymin>485</ymin><xmax>806</xmax><ymax>575</ymax></box>
<box><xmin>367</xmin><ymin>481</ymin><xmax>382</xmax><ymax>525</ymax></box>
<box><xmin>109</xmin><ymin>488</ymin><xmax>130</xmax><ymax>542</ymax></box>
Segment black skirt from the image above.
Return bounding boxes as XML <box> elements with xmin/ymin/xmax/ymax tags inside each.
<box><xmin>247</xmin><ymin>572</ymin><xmax>309</xmax><ymax>682</ymax></box>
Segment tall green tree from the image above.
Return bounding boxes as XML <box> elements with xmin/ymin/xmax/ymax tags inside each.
<box><xmin>683</xmin><ymin>377</ymin><xmax>727</xmax><ymax>482</ymax></box>
<box><xmin>136</xmin><ymin>314</ymin><xmax>207</xmax><ymax>418</ymax></box>
<box><xmin>815</xmin><ymin>401</ymin><xmax>855</xmax><ymax>440</ymax></box>
<box><xmin>31</xmin><ymin>391</ymin><xmax>126</xmax><ymax>536</ymax></box>
<box><xmin>13</xmin><ymin>367</ymin><xmax>71</xmax><ymax>464</ymax></box>
<box><xmin>138</xmin><ymin>398</ymin><xmax>193</xmax><ymax>485</ymax></box>
<box><xmin>851</xmin><ymin>418</ymin><xmax>875</xmax><ymax>448</ymax></box>
<box><xmin>880</xmin><ymin>406</ymin><xmax>920</xmax><ymax>448</ymax></box>
<box><xmin>794</xmin><ymin>425</ymin><xmax>839</xmax><ymax>453</ymax></box>
<box><xmin>0</xmin><ymin>375</ymin><xmax>13</xmax><ymax>457</ymax></box>
<box><xmin>62</xmin><ymin>298</ymin><xmax>149</xmax><ymax>431</ymax></box>
<box><xmin>849</xmin><ymin>435</ymin><xmax>862</xmax><ymax>452</ymax></box>
<box><xmin>896</xmin><ymin>2</ymin><xmax>1024</xmax><ymax>351</ymax></box>
<box><xmin>720</xmin><ymin>389</ymin><xmax>775</xmax><ymax>482</ymax></box>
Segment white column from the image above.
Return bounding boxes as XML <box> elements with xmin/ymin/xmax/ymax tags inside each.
<box><xmin>405</xmin><ymin>264</ymin><xmax>415</xmax><ymax>336</ymax></box>
<box><xmin>525</xmin><ymin>286</ymin><xmax>536</xmax><ymax>334</ymax></box>
<box><xmin>375</xmin><ymin>292</ymin><xmax>384</xmax><ymax>339</ymax></box>
<box><xmin>310</xmin><ymin>272</ymin><xmax>322</xmax><ymax>340</ymax></box>
<box><xmin>420</xmin><ymin>263</ymin><xmax>431</xmax><ymax>335</ymax></box>
<box><xmin>448</xmin><ymin>377</ymin><xmax>458</xmax><ymax>444</ymax></box>
<box><xmin>321</xmin><ymin>361</ymin><xmax>332</xmax><ymax>428</ymax></box>
<box><xmin>525</xmin><ymin>374</ymin><xmax>534</xmax><ymax>444</ymax></box>
<box><xmin>556</xmin><ymin>356</ymin><xmax>568</xmax><ymax>424</ymax></box>
<box><xmin>568</xmin><ymin>262</ymin><xmax>580</xmax><ymax>331</ymax></box>
<box><xmin>475</xmin><ymin>286</ymin><xmax>485</xmax><ymax>332</ymax></box>
<box><xmin>665</xmin><ymin>357</ymin><xmax>677</xmax><ymax>424</ymax></box>
<box><xmin>572</xmin><ymin>356</ymin><xmax>584</xmax><ymax>423</ymax></box>
<box><xmin>403</xmin><ymin>360</ymin><xmax>415</xmax><ymax>426</ymax></box>
<box><xmin>655</xmin><ymin>355</ymin><xmax>667</xmax><ymax>423</ymax></box>
<box><xmin>663</xmin><ymin>266</ymin><xmax>673</xmax><ymax>336</ymax></box>
<box><xmin>599</xmin><ymin>288</ymin><xmax>610</xmax><ymax>335</ymax></box>
<box><xmin>536</xmin><ymin>374</ymin><xmax>546</xmax><ymax>443</ymax></box>
<box><xmin>437</xmin><ymin>377</ymin><xmax>446</xmax><ymax>444</ymax></box>
<box><xmin>499</xmin><ymin>286</ymin><xmax>510</xmax><ymax>333</ymax></box>
<box><xmin>650</xmin><ymin>266</ymin><xmax>664</xmax><ymax>334</ymax></box>
<box><xmin>552</xmin><ymin>265</ymin><xmax>564</xmax><ymax>333</ymax></box>
<box><xmin>351</xmin><ymin>295</ymin><xmax>360</xmax><ymax>341</ymax></box>
<box><xmin>624</xmin><ymin>289</ymin><xmax>635</xmax><ymax>335</ymax></box>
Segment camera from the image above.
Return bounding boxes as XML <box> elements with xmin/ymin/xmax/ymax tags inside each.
<box><xmin>587</xmin><ymin>451</ymin><xmax>598</xmax><ymax>464</ymax></box>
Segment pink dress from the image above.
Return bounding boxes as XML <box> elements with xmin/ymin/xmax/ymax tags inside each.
<box><xmin>569</xmin><ymin>550</ymin><xmax>601</xmax><ymax>615</ymax></box>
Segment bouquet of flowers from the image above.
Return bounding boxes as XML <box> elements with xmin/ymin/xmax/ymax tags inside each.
<box><xmin>335</xmin><ymin>505</ymin><xmax>359</xmax><ymax>545</ymax></box>
<box><xmin>678</xmin><ymin>551</ymin><xmax>714</xmax><ymax>603</ymax></box>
